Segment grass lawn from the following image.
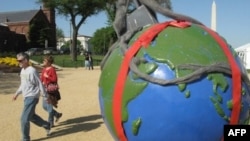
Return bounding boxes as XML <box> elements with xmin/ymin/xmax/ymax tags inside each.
<box><xmin>30</xmin><ymin>54</ymin><xmax>103</xmax><ymax>68</ymax></box>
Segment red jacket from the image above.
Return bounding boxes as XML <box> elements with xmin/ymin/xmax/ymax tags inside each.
<box><xmin>40</xmin><ymin>66</ymin><xmax>58</xmax><ymax>86</ymax></box>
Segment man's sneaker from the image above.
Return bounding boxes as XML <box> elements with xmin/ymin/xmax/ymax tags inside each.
<box><xmin>55</xmin><ymin>113</ymin><xmax>62</xmax><ymax>122</ymax></box>
<box><xmin>44</xmin><ymin>123</ymin><xmax>51</xmax><ymax>136</ymax></box>
<box><xmin>46</xmin><ymin>129</ymin><xmax>51</xmax><ymax>136</ymax></box>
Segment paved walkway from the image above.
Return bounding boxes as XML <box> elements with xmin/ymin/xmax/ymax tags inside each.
<box><xmin>1</xmin><ymin>66</ymin><xmax>249</xmax><ymax>141</ymax></box>
<box><xmin>0</xmin><ymin>67</ymin><xmax>113</xmax><ymax>141</ymax></box>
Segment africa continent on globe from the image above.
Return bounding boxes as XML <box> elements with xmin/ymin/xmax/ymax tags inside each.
<box><xmin>98</xmin><ymin>21</ymin><xmax>250</xmax><ymax>141</ymax></box>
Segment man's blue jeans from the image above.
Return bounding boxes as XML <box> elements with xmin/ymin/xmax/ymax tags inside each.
<box><xmin>21</xmin><ymin>97</ymin><xmax>49</xmax><ymax>141</ymax></box>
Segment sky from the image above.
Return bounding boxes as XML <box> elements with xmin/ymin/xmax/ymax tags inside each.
<box><xmin>0</xmin><ymin>0</ymin><xmax>249</xmax><ymax>48</ymax></box>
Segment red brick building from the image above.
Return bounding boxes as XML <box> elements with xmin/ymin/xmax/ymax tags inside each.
<box><xmin>0</xmin><ymin>4</ymin><xmax>56</xmax><ymax>52</ymax></box>
<box><xmin>0</xmin><ymin>24</ymin><xmax>26</xmax><ymax>52</ymax></box>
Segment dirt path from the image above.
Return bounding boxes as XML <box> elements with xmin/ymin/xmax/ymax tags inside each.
<box><xmin>0</xmin><ymin>67</ymin><xmax>113</xmax><ymax>141</ymax></box>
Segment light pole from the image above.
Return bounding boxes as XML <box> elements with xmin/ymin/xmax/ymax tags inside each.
<box><xmin>70</xmin><ymin>19</ymin><xmax>72</xmax><ymax>41</ymax></box>
<box><xmin>69</xmin><ymin>19</ymin><xmax>72</xmax><ymax>53</ymax></box>
<box><xmin>103</xmin><ymin>33</ymin><xmax>106</xmax><ymax>55</ymax></box>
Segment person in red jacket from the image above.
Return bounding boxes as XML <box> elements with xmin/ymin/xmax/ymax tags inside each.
<box><xmin>40</xmin><ymin>55</ymin><xmax>62</xmax><ymax>128</ymax></box>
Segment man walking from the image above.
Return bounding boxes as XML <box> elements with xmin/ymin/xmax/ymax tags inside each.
<box><xmin>12</xmin><ymin>52</ymin><xmax>51</xmax><ymax>141</ymax></box>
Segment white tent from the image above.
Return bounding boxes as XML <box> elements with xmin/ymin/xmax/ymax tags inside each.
<box><xmin>234</xmin><ymin>43</ymin><xmax>250</xmax><ymax>70</ymax></box>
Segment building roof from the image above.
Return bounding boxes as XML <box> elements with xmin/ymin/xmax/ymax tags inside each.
<box><xmin>235</xmin><ymin>43</ymin><xmax>250</xmax><ymax>51</ymax></box>
<box><xmin>78</xmin><ymin>34</ymin><xmax>92</xmax><ymax>38</ymax></box>
<box><xmin>0</xmin><ymin>10</ymin><xmax>39</xmax><ymax>23</ymax></box>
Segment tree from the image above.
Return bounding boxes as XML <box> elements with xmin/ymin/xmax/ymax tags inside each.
<box><xmin>56</xmin><ymin>28</ymin><xmax>64</xmax><ymax>40</ymax></box>
<box><xmin>89</xmin><ymin>0</ymin><xmax>117</xmax><ymax>55</ymax></box>
<box><xmin>39</xmin><ymin>0</ymin><xmax>106</xmax><ymax>61</ymax></box>
<box><xmin>90</xmin><ymin>0</ymin><xmax>172</xmax><ymax>55</ymax></box>
<box><xmin>56</xmin><ymin>28</ymin><xmax>65</xmax><ymax>49</ymax></box>
<box><xmin>90</xmin><ymin>26</ymin><xmax>116</xmax><ymax>55</ymax></box>
<box><xmin>62</xmin><ymin>39</ymin><xmax>82</xmax><ymax>54</ymax></box>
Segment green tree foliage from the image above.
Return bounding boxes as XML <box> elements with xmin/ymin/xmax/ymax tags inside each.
<box><xmin>89</xmin><ymin>0</ymin><xmax>117</xmax><ymax>55</ymax></box>
<box><xmin>61</xmin><ymin>39</ymin><xmax>82</xmax><ymax>54</ymax></box>
<box><xmin>39</xmin><ymin>0</ymin><xmax>106</xmax><ymax>61</ymax></box>
<box><xmin>90</xmin><ymin>26</ymin><xmax>116</xmax><ymax>55</ymax></box>
<box><xmin>102</xmin><ymin>0</ymin><xmax>116</xmax><ymax>26</ymax></box>
<box><xmin>56</xmin><ymin>28</ymin><xmax>65</xmax><ymax>48</ymax></box>
<box><xmin>90</xmin><ymin>0</ymin><xmax>172</xmax><ymax>55</ymax></box>
<box><xmin>56</xmin><ymin>28</ymin><xmax>64</xmax><ymax>40</ymax></box>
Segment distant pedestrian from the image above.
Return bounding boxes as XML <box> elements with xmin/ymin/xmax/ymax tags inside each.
<box><xmin>13</xmin><ymin>52</ymin><xmax>51</xmax><ymax>141</ymax></box>
<box><xmin>88</xmin><ymin>53</ymin><xmax>94</xmax><ymax>70</ymax></box>
<box><xmin>84</xmin><ymin>52</ymin><xmax>90</xmax><ymax>69</ymax></box>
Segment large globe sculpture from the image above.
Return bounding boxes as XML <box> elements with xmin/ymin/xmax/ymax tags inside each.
<box><xmin>98</xmin><ymin>21</ymin><xmax>250</xmax><ymax>141</ymax></box>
